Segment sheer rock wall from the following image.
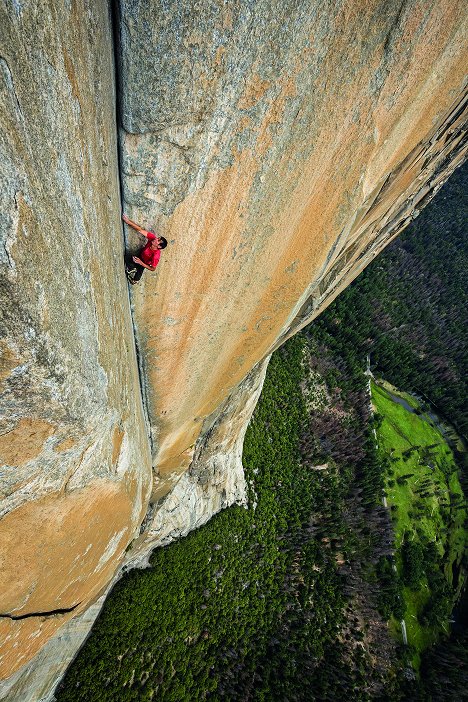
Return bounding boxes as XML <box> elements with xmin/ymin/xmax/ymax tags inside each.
<box><xmin>0</xmin><ymin>0</ymin><xmax>152</xmax><ymax>687</ymax></box>
<box><xmin>117</xmin><ymin>0</ymin><xmax>467</xmax><ymax>515</ymax></box>
<box><xmin>0</xmin><ymin>0</ymin><xmax>467</xmax><ymax>699</ymax></box>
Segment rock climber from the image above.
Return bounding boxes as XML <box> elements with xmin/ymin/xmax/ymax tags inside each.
<box><xmin>122</xmin><ymin>213</ymin><xmax>168</xmax><ymax>285</ymax></box>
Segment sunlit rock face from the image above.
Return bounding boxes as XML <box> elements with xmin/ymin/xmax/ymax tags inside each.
<box><xmin>0</xmin><ymin>0</ymin><xmax>151</xmax><ymax>684</ymax></box>
<box><xmin>0</xmin><ymin>0</ymin><xmax>467</xmax><ymax>699</ymax></box>
<box><xmin>127</xmin><ymin>356</ymin><xmax>270</xmax><ymax>563</ymax></box>
<box><xmin>117</xmin><ymin>0</ymin><xmax>467</xmax><ymax>515</ymax></box>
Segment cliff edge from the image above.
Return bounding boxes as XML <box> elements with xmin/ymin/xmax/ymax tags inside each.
<box><xmin>117</xmin><ymin>0</ymin><xmax>467</xmax><ymax>551</ymax></box>
<box><xmin>0</xmin><ymin>1</ymin><xmax>467</xmax><ymax>700</ymax></box>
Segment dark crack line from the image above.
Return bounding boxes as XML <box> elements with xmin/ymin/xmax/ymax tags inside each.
<box><xmin>382</xmin><ymin>0</ymin><xmax>407</xmax><ymax>60</ymax></box>
<box><xmin>0</xmin><ymin>602</ymin><xmax>81</xmax><ymax>620</ymax></box>
<box><xmin>109</xmin><ymin>0</ymin><xmax>154</xmax><ymax>457</ymax></box>
<box><xmin>0</xmin><ymin>54</ymin><xmax>25</xmax><ymax>121</ymax></box>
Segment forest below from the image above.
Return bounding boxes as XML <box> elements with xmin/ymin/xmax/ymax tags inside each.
<box><xmin>56</xmin><ymin>163</ymin><xmax>467</xmax><ymax>701</ymax></box>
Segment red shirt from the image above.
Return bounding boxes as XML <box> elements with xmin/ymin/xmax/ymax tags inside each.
<box><xmin>140</xmin><ymin>231</ymin><xmax>161</xmax><ymax>268</ymax></box>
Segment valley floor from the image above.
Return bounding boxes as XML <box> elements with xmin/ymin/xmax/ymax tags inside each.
<box><xmin>372</xmin><ymin>380</ymin><xmax>467</xmax><ymax>666</ymax></box>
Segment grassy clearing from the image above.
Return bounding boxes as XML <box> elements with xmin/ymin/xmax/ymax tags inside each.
<box><xmin>372</xmin><ymin>380</ymin><xmax>467</xmax><ymax>661</ymax></box>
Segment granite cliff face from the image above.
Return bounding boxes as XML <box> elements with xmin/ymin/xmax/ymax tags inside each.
<box><xmin>0</xmin><ymin>0</ymin><xmax>151</xmax><ymax>690</ymax></box>
<box><xmin>117</xmin><ymin>0</ymin><xmax>467</xmax><ymax>535</ymax></box>
<box><xmin>0</xmin><ymin>0</ymin><xmax>467</xmax><ymax>699</ymax></box>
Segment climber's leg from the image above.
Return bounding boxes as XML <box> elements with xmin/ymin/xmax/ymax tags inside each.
<box><xmin>124</xmin><ymin>251</ymin><xmax>135</xmax><ymax>271</ymax></box>
<box><xmin>124</xmin><ymin>251</ymin><xmax>139</xmax><ymax>280</ymax></box>
<box><xmin>129</xmin><ymin>264</ymin><xmax>144</xmax><ymax>284</ymax></box>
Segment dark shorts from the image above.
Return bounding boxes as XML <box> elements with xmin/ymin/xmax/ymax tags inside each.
<box><xmin>125</xmin><ymin>252</ymin><xmax>145</xmax><ymax>282</ymax></box>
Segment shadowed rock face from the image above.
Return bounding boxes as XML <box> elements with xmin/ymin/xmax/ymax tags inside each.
<box><xmin>0</xmin><ymin>0</ymin><xmax>151</xmax><ymax>684</ymax></box>
<box><xmin>0</xmin><ymin>0</ymin><xmax>467</xmax><ymax>699</ymax></box>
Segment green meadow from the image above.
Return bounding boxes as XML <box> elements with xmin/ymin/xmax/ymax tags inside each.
<box><xmin>372</xmin><ymin>380</ymin><xmax>467</xmax><ymax>660</ymax></box>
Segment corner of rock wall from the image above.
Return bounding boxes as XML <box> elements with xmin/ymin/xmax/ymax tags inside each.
<box><xmin>1</xmin><ymin>1</ymin><xmax>468</xmax><ymax>700</ymax></box>
<box><xmin>116</xmin><ymin>0</ymin><xmax>468</xmax><ymax>518</ymax></box>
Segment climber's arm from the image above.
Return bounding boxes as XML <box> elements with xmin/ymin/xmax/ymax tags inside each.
<box><xmin>122</xmin><ymin>213</ymin><xmax>151</xmax><ymax>238</ymax></box>
<box><xmin>132</xmin><ymin>255</ymin><xmax>156</xmax><ymax>271</ymax></box>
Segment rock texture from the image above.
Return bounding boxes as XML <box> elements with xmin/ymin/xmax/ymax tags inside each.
<box><xmin>127</xmin><ymin>356</ymin><xmax>269</xmax><ymax>562</ymax></box>
<box><xmin>0</xmin><ymin>0</ymin><xmax>151</xmax><ymax>686</ymax></box>
<box><xmin>0</xmin><ymin>595</ymin><xmax>107</xmax><ymax>702</ymax></box>
<box><xmin>0</xmin><ymin>0</ymin><xmax>467</xmax><ymax>699</ymax></box>
<box><xmin>117</xmin><ymin>0</ymin><xmax>468</xmax><ymax>514</ymax></box>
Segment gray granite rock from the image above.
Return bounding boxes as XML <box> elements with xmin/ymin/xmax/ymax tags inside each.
<box><xmin>0</xmin><ymin>0</ymin><xmax>152</xmax><ymax>688</ymax></box>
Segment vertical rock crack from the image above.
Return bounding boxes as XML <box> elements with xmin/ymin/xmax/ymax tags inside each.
<box><xmin>109</xmin><ymin>0</ymin><xmax>154</xmax><ymax>457</ymax></box>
